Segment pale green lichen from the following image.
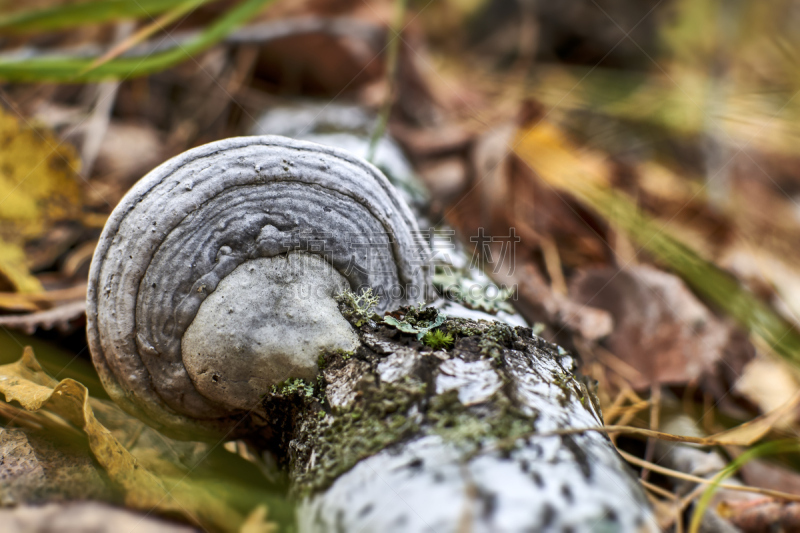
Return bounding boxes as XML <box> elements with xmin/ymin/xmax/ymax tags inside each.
<box><xmin>290</xmin><ymin>314</ymin><xmax>579</xmax><ymax>497</ymax></box>
<box><xmin>336</xmin><ymin>288</ymin><xmax>380</xmax><ymax>327</ymax></box>
<box><xmin>478</xmin><ymin>322</ymin><xmax>517</xmax><ymax>361</ymax></box>
<box><xmin>433</xmin><ymin>267</ymin><xmax>516</xmax><ymax>315</ymax></box>
<box><xmin>427</xmin><ymin>390</ymin><xmax>536</xmax><ymax>452</ymax></box>
<box><xmin>382</xmin><ymin>305</ymin><xmax>446</xmax><ymax>340</ymax></box>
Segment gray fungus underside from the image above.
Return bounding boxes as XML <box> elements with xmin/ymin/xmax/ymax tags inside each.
<box><xmin>86</xmin><ymin>136</ymin><xmax>432</xmax><ymax>439</ymax></box>
<box><xmin>293</xmin><ymin>321</ymin><xmax>657</xmax><ymax>533</ymax></box>
<box><xmin>182</xmin><ymin>253</ymin><xmax>360</xmax><ymax>411</ymax></box>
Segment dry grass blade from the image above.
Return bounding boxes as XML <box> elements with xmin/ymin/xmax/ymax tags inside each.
<box><xmin>534</xmin><ymin>396</ymin><xmax>799</xmax><ymax>447</ymax></box>
<box><xmin>83</xmin><ymin>0</ymin><xmax>215</xmax><ymax>74</ymax></box>
<box><xmin>619</xmin><ymin>449</ymin><xmax>800</xmax><ymax>503</ymax></box>
<box><xmin>368</xmin><ymin>0</ymin><xmax>408</xmax><ymax>162</ymax></box>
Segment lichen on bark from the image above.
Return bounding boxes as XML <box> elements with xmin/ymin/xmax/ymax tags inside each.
<box><xmin>281</xmin><ymin>310</ymin><xmax>656</xmax><ymax>532</ymax></box>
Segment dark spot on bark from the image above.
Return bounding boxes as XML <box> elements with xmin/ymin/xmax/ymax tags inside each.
<box><xmin>561</xmin><ymin>484</ymin><xmax>573</xmax><ymax>503</ymax></box>
<box><xmin>540</xmin><ymin>504</ymin><xmax>556</xmax><ymax>528</ymax></box>
<box><xmin>358</xmin><ymin>504</ymin><xmax>373</xmax><ymax>517</ymax></box>
<box><xmin>336</xmin><ymin>509</ymin><xmax>346</xmax><ymax>533</ymax></box>
<box><xmin>408</xmin><ymin>457</ymin><xmax>424</xmax><ymax>470</ymax></box>
<box><xmin>560</xmin><ymin>434</ymin><xmax>591</xmax><ymax>479</ymax></box>
<box><xmin>433</xmin><ymin>472</ymin><xmax>445</xmax><ymax>483</ymax></box>
<box><xmin>531</xmin><ymin>471</ymin><xmax>544</xmax><ymax>487</ymax></box>
<box><xmin>212</xmin><ymin>374</ymin><xmax>219</xmax><ymax>383</ymax></box>
<box><xmin>532</xmin><ymin>443</ymin><xmax>543</xmax><ymax>457</ymax></box>
<box><xmin>520</xmin><ymin>459</ymin><xmax>530</xmax><ymax>472</ymax></box>
<box><xmin>478</xmin><ymin>489</ymin><xmax>497</xmax><ymax>519</ymax></box>
<box><xmin>563</xmin><ymin>527</ymin><xmax>574</xmax><ymax>533</ymax></box>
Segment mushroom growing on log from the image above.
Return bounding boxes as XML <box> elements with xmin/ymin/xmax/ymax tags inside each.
<box><xmin>86</xmin><ymin>135</ymin><xmax>656</xmax><ymax>531</ymax></box>
<box><xmin>87</xmin><ymin>136</ymin><xmax>432</xmax><ymax>440</ymax></box>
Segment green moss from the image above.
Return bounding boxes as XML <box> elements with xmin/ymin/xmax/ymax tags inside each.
<box><xmin>427</xmin><ymin>390</ymin><xmax>536</xmax><ymax>452</ymax></box>
<box><xmin>317</xmin><ymin>348</ymin><xmax>355</xmax><ymax>372</ymax></box>
<box><xmin>291</xmin><ymin>315</ymin><xmax>568</xmax><ymax>495</ymax></box>
<box><xmin>445</xmin><ymin>321</ymin><xmax>482</xmax><ymax>337</ymax></box>
<box><xmin>292</xmin><ymin>378</ymin><xmax>426</xmax><ymax>495</ymax></box>
<box><xmin>273</xmin><ymin>377</ymin><xmax>315</xmax><ymax>398</ymax></box>
<box><xmin>421</xmin><ymin>329</ymin><xmax>454</xmax><ymax>349</ymax></box>
<box><xmin>293</xmin><ymin>378</ymin><xmax>538</xmax><ymax>496</ymax></box>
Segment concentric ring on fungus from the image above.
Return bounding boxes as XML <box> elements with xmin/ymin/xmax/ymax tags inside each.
<box><xmin>87</xmin><ymin>136</ymin><xmax>432</xmax><ymax>439</ymax></box>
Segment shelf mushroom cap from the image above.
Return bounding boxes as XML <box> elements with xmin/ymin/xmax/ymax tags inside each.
<box><xmin>86</xmin><ymin>135</ymin><xmax>432</xmax><ymax>440</ymax></box>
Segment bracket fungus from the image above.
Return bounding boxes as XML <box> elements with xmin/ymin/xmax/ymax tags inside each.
<box><xmin>86</xmin><ymin>136</ymin><xmax>432</xmax><ymax>440</ymax></box>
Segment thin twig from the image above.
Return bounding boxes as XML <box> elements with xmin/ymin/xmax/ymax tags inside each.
<box><xmin>83</xmin><ymin>0</ymin><xmax>214</xmax><ymax>74</ymax></box>
<box><xmin>367</xmin><ymin>0</ymin><xmax>408</xmax><ymax>162</ymax></box>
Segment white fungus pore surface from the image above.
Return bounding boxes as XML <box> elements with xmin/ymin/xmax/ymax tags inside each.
<box><xmin>181</xmin><ymin>252</ymin><xmax>360</xmax><ymax>410</ymax></box>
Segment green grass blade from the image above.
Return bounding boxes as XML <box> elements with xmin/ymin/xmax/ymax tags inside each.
<box><xmin>0</xmin><ymin>0</ymin><xmax>274</xmax><ymax>82</ymax></box>
<box><xmin>0</xmin><ymin>0</ymin><xmax>186</xmax><ymax>33</ymax></box>
<box><xmin>688</xmin><ymin>440</ymin><xmax>800</xmax><ymax>533</ymax></box>
<box><xmin>81</xmin><ymin>0</ymin><xmax>215</xmax><ymax>74</ymax></box>
<box><xmin>515</xmin><ymin>125</ymin><xmax>800</xmax><ymax>369</ymax></box>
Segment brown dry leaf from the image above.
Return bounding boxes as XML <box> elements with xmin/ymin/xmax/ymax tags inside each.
<box><xmin>496</xmin><ymin>263</ymin><xmax>613</xmax><ymax>341</ymax></box>
<box><xmin>719</xmin><ymin>499</ymin><xmax>800</xmax><ymax>532</ymax></box>
<box><xmin>739</xmin><ymin>459</ymin><xmax>800</xmax><ymax>497</ymax></box>
<box><xmin>0</xmin><ymin>284</ymin><xmax>86</xmax><ymax>324</ymax></box>
<box><xmin>570</xmin><ymin>265</ymin><xmax>740</xmax><ymax>389</ymax></box>
<box><xmin>0</xmin><ymin>426</ymin><xmax>112</xmax><ymax>506</ymax></box>
<box><xmin>458</xmin><ymin>123</ymin><xmax>610</xmax><ymax>268</ymax></box>
<box><xmin>0</xmin><ymin>347</ymin><xmax>248</xmax><ymax>532</ymax></box>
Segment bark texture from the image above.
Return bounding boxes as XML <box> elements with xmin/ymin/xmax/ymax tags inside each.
<box><xmin>283</xmin><ymin>315</ymin><xmax>657</xmax><ymax>532</ymax></box>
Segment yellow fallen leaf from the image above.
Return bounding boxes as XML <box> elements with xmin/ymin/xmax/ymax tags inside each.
<box><xmin>0</xmin><ymin>347</ymin><xmax>247</xmax><ymax>532</ymax></box>
<box><xmin>0</xmin><ymin>238</ymin><xmax>43</xmax><ymax>293</ymax></box>
<box><xmin>0</xmin><ymin>108</ymin><xmax>82</xmax><ymax>293</ymax></box>
<box><xmin>0</xmin><ymin>108</ymin><xmax>82</xmax><ymax>237</ymax></box>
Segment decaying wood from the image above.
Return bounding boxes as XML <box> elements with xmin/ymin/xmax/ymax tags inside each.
<box><xmin>277</xmin><ymin>315</ymin><xmax>657</xmax><ymax>532</ymax></box>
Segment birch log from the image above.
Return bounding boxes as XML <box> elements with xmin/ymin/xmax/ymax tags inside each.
<box><xmin>284</xmin><ymin>316</ymin><xmax>656</xmax><ymax>532</ymax></box>
<box><xmin>248</xmin><ymin>103</ymin><xmax>657</xmax><ymax>532</ymax></box>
